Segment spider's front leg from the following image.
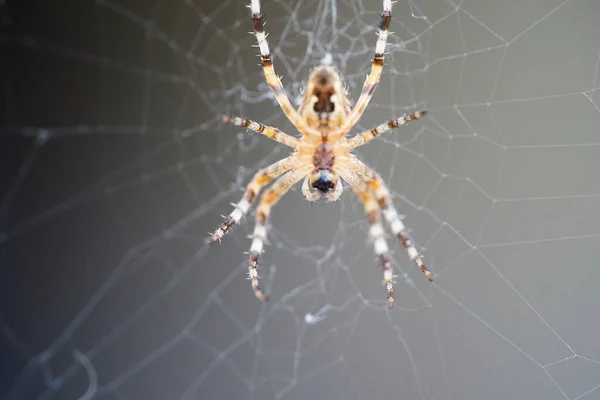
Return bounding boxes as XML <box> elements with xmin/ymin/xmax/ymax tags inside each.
<box><xmin>335</xmin><ymin>0</ymin><xmax>393</xmax><ymax>137</ymax></box>
<box><xmin>207</xmin><ymin>157</ymin><xmax>295</xmax><ymax>244</ymax></box>
<box><xmin>339</xmin><ymin>171</ymin><xmax>395</xmax><ymax>308</ymax></box>
<box><xmin>249</xmin><ymin>0</ymin><xmax>318</xmax><ymax>136</ymax></box>
<box><xmin>247</xmin><ymin>166</ymin><xmax>311</xmax><ymax>302</ymax></box>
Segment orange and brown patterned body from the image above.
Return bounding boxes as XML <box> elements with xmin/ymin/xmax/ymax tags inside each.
<box><xmin>297</xmin><ymin>66</ymin><xmax>353</xmax><ymax>194</ymax></box>
<box><xmin>209</xmin><ymin>0</ymin><xmax>431</xmax><ymax>308</ymax></box>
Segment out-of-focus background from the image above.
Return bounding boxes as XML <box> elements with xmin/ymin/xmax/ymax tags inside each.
<box><xmin>3</xmin><ymin>0</ymin><xmax>600</xmax><ymax>399</ymax></box>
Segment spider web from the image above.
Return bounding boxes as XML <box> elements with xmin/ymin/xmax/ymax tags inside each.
<box><xmin>3</xmin><ymin>0</ymin><xmax>600</xmax><ymax>399</ymax></box>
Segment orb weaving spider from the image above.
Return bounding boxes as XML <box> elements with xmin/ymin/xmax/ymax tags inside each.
<box><xmin>208</xmin><ymin>0</ymin><xmax>432</xmax><ymax>308</ymax></box>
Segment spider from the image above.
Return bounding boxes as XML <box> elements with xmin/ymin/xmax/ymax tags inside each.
<box><xmin>208</xmin><ymin>0</ymin><xmax>432</xmax><ymax>308</ymax></box>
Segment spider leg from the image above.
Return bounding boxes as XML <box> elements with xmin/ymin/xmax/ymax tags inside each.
<box><xmin>221</xmin><ymin>115</ymin><xmax>300</xmax><ymax>148</ymax></box>
<box><xmin>248</xmin><ymin>166</ymin><xmax>311</xmax><ymax>301</ymax></box>
<box><xmin>249</xmin><ymin>0</ymin><xmax>318</xmax><ymax>136</ymax></box>
<box><xmin>347</xmin><ymin>110</ymin><xmax>427</xmax><ymax>149</ymax></box>
<box><xmin>207</xmin><ymin>156</ymin><xmax>295</xmax><ymax>244</ymax></box>
<box><xmin>344</xmin><ymin>158</ymin><xmax>433</xmax><ymax>281</ymax></box>
<box><xmin>338</xmin><ymin>170</ymin><xmax>395</xmax><ymax>308</ymax></box>
<box><xmin>335</xmin><ymin>0</ymin><xmax>393</xmax><ymax>137</ymax></box>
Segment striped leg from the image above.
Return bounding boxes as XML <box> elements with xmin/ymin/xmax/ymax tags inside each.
<box><xmin>347</xmin><ymin>111</ymin><xmax>428</xmax><ymax>149</ymax></box>
<box><xmin>249</xmin><ymin>0</ymin><xmax>317</xmax><ymax>136</ymax></box>
<box><xmin>381</xmin><ymin>200</ymin><xmax>432</xmax><ymax>281</ymax></box>
<box><xmin>347</xmin><ymin>159</ymin><xmax>433</xmax><ymax>281</ymax></box>
<box><xmin>221</xmin><ymin>115</ymin><xmax>300</xmax><ymax>148</ymax></box>
<box><xmin>248</xmin><ymin>166</ymin><xmax>310</xmax><ymax>301</ymax></box>
<box><xmin>339</xmin><ymin>171</ymin><xmax>395</xmax><ymax>308</ymax></box>
<box><xmin>207</xmin><ymin>157</ymin><xmax>295</xmax><ymax>244</ymax></box>
<box><xmin>336</xmin><ymin>0</ymin><xmax>393</xmax><ymax>137</ymax></box>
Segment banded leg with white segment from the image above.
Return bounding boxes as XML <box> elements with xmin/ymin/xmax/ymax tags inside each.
<box><xmin>247</xmin><ymin>166</ymin><xmax>311</xmax><ymax>301</ymax></box>
<box><xmin>381</xmin><ymin>203</ymin><xmax>432</xmax><ymax>281</ymax></box>
<box><xmin>344</xmin><ymin>158</ymin><xmax>433</xmax><ymax>281</ymax></box>
<box><xmin>334</xmin><ymin>0</ymin><xmax>393</xmax><ymax>138</ymax></box>
<box><xmin>221</xmin><ymin>115</ymin><xmax>300</xmax><ymax>148</ymax></box>
<box><xmin>369</xmin><ymin>214</ymin><xmax>395</xmax><ymax>309</ymax></box>
<box><xmin>249</xmin><ymin>0</ymin><xmax>318</xmax><ymax>136</ymax></box>
<box><xmin>347</xmin><ymin>111</ymin><xmax>428</xmax><ymax>149</ymax></box>
<box><xmin>370</xmin><ymin>174</ymin><xmax>433</xmax><ymax>281</ymax></box>
<box><xmin>339</xmin><ymin>170</ymin><xmax>396</xmax><ymax>308</ymax></box>
<box><xmin>207</xmin><ymin>156</ymin><xmax>295</xmax><ymax>244</ymax></box>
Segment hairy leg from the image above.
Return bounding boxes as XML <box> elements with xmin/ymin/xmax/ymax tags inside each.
<box><xmin>221</xmin><ymin>115</ymin><xmax>300</xmax><ymax>148</ymax></box>
<box><xmin>249</xmin><ymin>0</ymin><xmax>318</xmax><ymax>136</ymax></box>
<box><xmin>334</xmin><ymin>0</ymin><xmax>393</xmax><ymax>137</ymax></box>
<box><xmin>247</xmin><ymin>166</ymin><xmax>311</xmax><ymax>301</ymax></box>
<box><xmin>347</xmin><ymin>111</ymin><xmax>427</xmax><ymax>149</ymax></box>
<box><xmin>338</xmin><ymin>169</ymin><xmax>396</xmax><ymax>308</ymax></box>
<box><xmin>342</xmin><ymin>159</ymin><xmax>433</xmax><ymax>281</ymax></box>
<box><xmin>207</xmin><ymin>156</ymin><xmax>296</xmax><ymax>244</ymax></box>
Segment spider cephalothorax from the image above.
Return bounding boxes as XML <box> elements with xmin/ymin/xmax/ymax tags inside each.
<box><xmin>208</xmin><ymin>0</ymin><xmax>431</xmax><ymax>308</ymax></box>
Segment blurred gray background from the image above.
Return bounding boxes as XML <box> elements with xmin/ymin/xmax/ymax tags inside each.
<box><xmin>3</xmin><ymin>0</ymin><xmax>600</xmax><ymax>399</ymax></box>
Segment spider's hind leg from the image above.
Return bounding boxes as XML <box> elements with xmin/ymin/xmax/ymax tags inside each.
<box><xmin>344</xmin><ymin>159</ymin><xmax>433</xmax><ymax>282</ymax></box>
<box><xmin>367</xmin><ymin>207</ymin><xmax>396</xmax><ymax>309</ymax></box>
<box><xmin>368</xmin><ymin>172</ymin><xmax>433</xmax><ymax>281</ymax></box>
<box><xmin>340</xmin><ymin>173</ymin><xmax>395</xmax><ymax>308</ymax></box>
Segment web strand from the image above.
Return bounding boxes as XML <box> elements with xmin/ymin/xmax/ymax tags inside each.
<box><xmin>3</xmin><ymin>0</ymin><xmax>600</xmax><ymax>399</ymax></box>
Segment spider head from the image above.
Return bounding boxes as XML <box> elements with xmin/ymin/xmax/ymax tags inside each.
<box><xmin>309</xmin><ymin>168</ymin><xmax>337</xmax><ymax>194</ymax></box>
<box><xmin>299</xmin><ymin>66</ymin><xmax>351</xmax><ymax>129</ymax></box>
